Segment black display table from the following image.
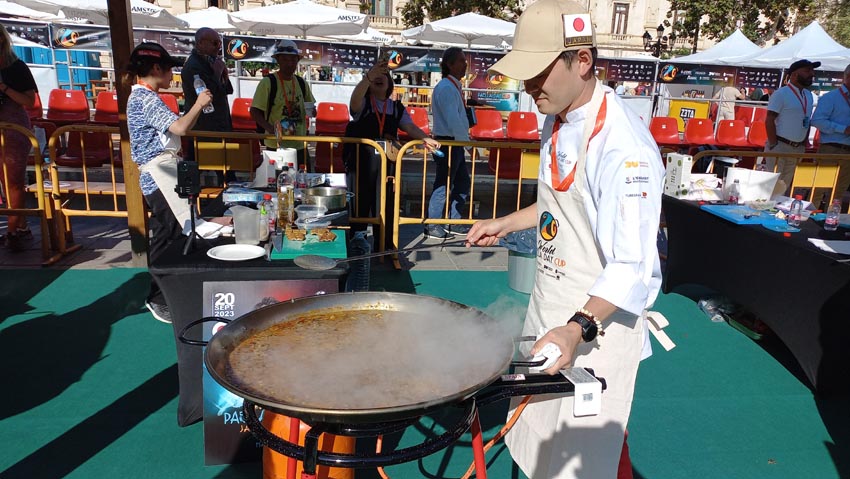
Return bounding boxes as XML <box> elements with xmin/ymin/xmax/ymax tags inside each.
<box><xmin>149</xmin><ymin>237</ymin><xmax>348</xmax><ymax>426</ymax></box>
<box><xmin>662</xmin><ymin>196</ymin><xmax>850</xmax><ymax>395</ymax></box>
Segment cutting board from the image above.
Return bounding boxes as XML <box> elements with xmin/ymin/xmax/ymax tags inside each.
<box><xmin>700</xmin><ymin>204</ymin><xmax>771</xmax><ymax>225</ymax></box>
<box><xmin>270</xmin><ymin>230</ymin><xmax>347</xmax><ymax>260</ymax></box>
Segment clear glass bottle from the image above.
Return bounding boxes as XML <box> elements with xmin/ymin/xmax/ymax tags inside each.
<box><xmin>192</xmin><ymin>75</ymin><xmax>215</xmax><ymax>114</ymax></box>
<box><xmin>787</xmin><ymin>194</ymin><xmax>803</xmax><ymax>227</ymax></box>
<box><xmin>257</xmin><ymin>195</ymin><xmax>271</xmax><ymax>242</ymax></box>
<box><xmin>825</xmin><ymin>198</ymin><xmax>841</xmax><ymax>231</ymax></box>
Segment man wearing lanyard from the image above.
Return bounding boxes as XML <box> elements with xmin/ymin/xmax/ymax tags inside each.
<box><xmin>251</xmin><ymin>40</ymin><xmax>317</xmax><ymax>171</ymax></box>
<box><xmin>811</xmin><ymin>64</ymin><xmax>850</xmax><ymax>209</ymax></box>
<box><xmin>764</xmin><ymin>59</ymin><xmax>819</xmax><ymax>193</ymax></box>
<box><xmin>426</xmin><ymin>47</ymin><xmax>472</xmax><ymax>239</ymax></box>
<box><xmin>466</xmin><ymin>0</ymin><xmax>664</xmax><ymax>477</ymax></box>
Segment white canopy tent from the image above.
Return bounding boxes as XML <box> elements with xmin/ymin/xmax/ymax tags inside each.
<box><xmin>6</xmin><ymin>0</ymin><xmax>188</xmax><ymax>28</ymax></box>
<box><xmin>401</xmin><ymin>12</ymin><xmax>515</xmax><ymax>48</ymax></box>
<box><xmin>672</xmin><ymin>29</ymin><xmax>762</xmax><ymax>65</ymax></box>
<box><xmin>0</xmin><ymin>0</ymin><xmax>64</xmax><ymax>21</ymax></box>
<box><xmin>230</xmin><ymin>0</ymin><xmax>369</xmax><ymax>39</ymax></box>
<box><xmin>735</xmin><ymin>21</ymin><xmax>848</xmax><ymax>70</ymax></box>
<box><xmin>176</xmin><ymin>7</ymin><xmax>239</xmax><ymax>32</ymax></box>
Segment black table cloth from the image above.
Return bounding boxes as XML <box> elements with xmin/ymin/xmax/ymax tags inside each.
<box><xmin>149</xmin><ymin>237</ymin><xmax>348</xmax><ymax>426</ymax></box>
<box><xmin>662</xmin><ymin>196</ymin><xmax>850</xmax><ymax>395</ymax></box>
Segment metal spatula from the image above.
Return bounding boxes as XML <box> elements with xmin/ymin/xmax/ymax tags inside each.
<box><xmin>294</xmin><ymin>238</ymin><xmax>469</xmax><ymax>270</ymax></box>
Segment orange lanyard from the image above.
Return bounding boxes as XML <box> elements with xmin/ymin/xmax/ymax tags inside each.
<box><xmin>277</xmin><ymin>73</ymin><xmax>297</xmax><ymax>113</ymax></box>
<box><xmin>789</xmin><ymin>84</ymin><xmax>808</xmax><ymax>113</ymax></box>
<box><xmin>370</xmin><ymin>96</ymin><xmax>389</xmax><ymax>137</ymax></box>
<box><xmin>550</xmin><ymin>94</ymin><xmax>607</xmax><ymax>192</ymax></box>
<box><xmin>448</xmin><ymin>76</ymin><xmax>466</xmax><ymax>107</ymax></box>
<box><xmin>137</xmin><ymin>80</ymin><xmax>157</xmax><ymax>92</ymax></box>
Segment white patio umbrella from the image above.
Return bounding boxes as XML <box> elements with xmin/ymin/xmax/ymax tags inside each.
<box><xmin>6</xmin><ymin>0</ymin><xmax>188</xmax><ymax>28</ymax></box>
<box><xmin>401</xmin><ymin>12</ymin><xmax>515</xmax><ymax>48</ymax></box>
<box><xmin>230</xmin><ymin>0</ymin><xmax>369</xmax><ymax>39</ymax></box>
<box><xmin>0</xmin><ymin>0</ymin><xmax>63</xmax><ymax>20</ymax></box>
<box><xmin>176</xmin><ymin>7</ymin><xmax>240</xmax><ymax>32</ymax></box>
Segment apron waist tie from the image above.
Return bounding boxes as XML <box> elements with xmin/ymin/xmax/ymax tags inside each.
<box><xmin>646</xmin><ymin>311</ymin><xmax>676</xmax><ymax>351</ymax></box>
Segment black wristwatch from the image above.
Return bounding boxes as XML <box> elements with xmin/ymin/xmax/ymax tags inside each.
<box><xmin>568</xmin><ymin>313</ymin><xmax>599</xmax><ymax>342</ymax></box>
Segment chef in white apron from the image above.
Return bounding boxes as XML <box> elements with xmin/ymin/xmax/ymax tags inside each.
<box><xmin>467</xmin><ymin>1</ymin><xmax>665</xmax><ymax>477</ymax></box>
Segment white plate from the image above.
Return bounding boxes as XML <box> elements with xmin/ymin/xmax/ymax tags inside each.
<box><xmin>207</xmin><ymin>244</ymin><xmax>266</xmax><ymax>261</ymax></box>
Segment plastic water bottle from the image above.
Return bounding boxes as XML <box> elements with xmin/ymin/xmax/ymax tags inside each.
<box><xmin>787</xmin><ymin>194</ymin><xmax>803</xmax><ymax>227</ymax></box>
<box><xmin>728</xmin><ymin>179</ymin><xmax>741</xmax><ymax>204</ymax></box>
<box><xmin>267</xmin><ymin>159</ymin><xmax>277</xmax><ymax>188</ymax></box>
<box><xmin>296</xmin><ymin>166</ymin><xmax>308</xmax><ymax>189</ymax></box>
<box><xmin>257</xmin><ymin>195</ymin><xmax>272</xmax><ymax>242</ymax></box>
<box><xmin>258</xmin><ymin>194</ymin><xmax>276</xmax><ymax>237</ymax></box>
<box><xmin>193</xmin><ymin>75</ymin><xmax>215</xmax><ymax>114</ymax></box>
<box><xmin>286</xmin><ymin>162</ymin><xmax>297</xmax><ymax>184</ymax></box>
<box><xmin>277</xmin><ymin>166</ymin><xmax>294</xmax><ymax>229</ymax></box>
<box><xmin>346</xmin><ymin>231</ymin><xmax>371</xmax><ymax>292</ymax></box>
<box><xmin>825</xmin><ymin>198</ymin><xmax>841</xmax><ymax>231</ymax></box>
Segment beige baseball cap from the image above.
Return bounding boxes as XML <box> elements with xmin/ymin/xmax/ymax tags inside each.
<box><xmin>490</xmin><ymin>0</ymin><xmax>596</xmax><ymax>80</ymax></box>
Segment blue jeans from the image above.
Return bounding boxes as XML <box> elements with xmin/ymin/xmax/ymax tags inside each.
<box><xmin>428</xmin><ymin>139</ymin><xmax>470</xmax><ymax>220</ymax></box>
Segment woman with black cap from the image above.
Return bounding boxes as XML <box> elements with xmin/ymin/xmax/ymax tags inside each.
<box><xmin>125</xmin><ymin>42</ymin><xmax>222</xmax><ymax>323</ymax></box>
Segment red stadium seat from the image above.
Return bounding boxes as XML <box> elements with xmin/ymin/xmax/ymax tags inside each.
<box><xmin>46</xmin><ymin>89</ymin><xmax>89</xmax><ymax>125</ymax></box>
<box><xmin>315</xmin><ymin>102</ymin><xmax>349</xmax><ymax>136</ymax></box>
<box><xmin>92</xmin><ymin>91</ymin><xmax>119</xmax><ymax>125</ymax></box>
<box><xmin>683</xmin><ymin>118</ymin><xmax>715</xmax><ymax>151</ymax></box>
<box><xmin>506</xmin><ymin>111</ymin><xmax>539</xmax><ymax>141</ymax></box>
<box><xmin>747</xmin><ymin>120</ymin><xmax>768</xmax><ymax>148</ymax></box>
<box><xmin>469</xmin><ymin>109</ymin><xmax>504</xmax><ymax>140</ymax></box>
<box><xmin>56</xmin><ymin>130</ymin><xmax>113</xmax><ymax>167</ymax></box>
<box><xmin>158</xmin><ymin>93</ymin><xmax>179</xmax><ymax>114</ymax></box>
<box><xmin>649</xmin><ymin>116</ymin><xmax>681</xmax><ymax>148</ymax></box>
<box><xmin>230</xmin><ymin>98</ymin><xmax>256</xmax><ymax>131</ymax></box>
<box><xmin>398</xmin><ymin>106</ymin><xmax>430</xmax><ymax>140</ymax></box>
<box><xmin>715</xmin><ymin>120</ymin><xmax>751</xmax><ymax>149</ymax></box>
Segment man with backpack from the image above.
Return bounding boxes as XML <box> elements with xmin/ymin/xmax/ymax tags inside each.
<box><xmin>250</xmin><ymin>39</ymin><xmax>316</xmax><ymax>170</ymax></box>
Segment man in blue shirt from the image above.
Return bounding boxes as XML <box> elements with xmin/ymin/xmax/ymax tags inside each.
<box><xmin>427</xmin><ymin>47</ymin><xmax>472</xmax><ymax>239</ymax></box>
<box><xmin>811</xmin><ymin>64</ymin><xmax>850</xmax><ymax>207</ymax></box>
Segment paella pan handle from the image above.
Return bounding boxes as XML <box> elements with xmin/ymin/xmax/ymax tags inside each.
<box><xmin>178</xmin><ymin>316</ymin><xmax>232</xmax><ymax>346</ymax></box>
<box><xmin>509</xmin><ymin>335</ymin><xmax>548</xmax><ymax>368</ymax></box>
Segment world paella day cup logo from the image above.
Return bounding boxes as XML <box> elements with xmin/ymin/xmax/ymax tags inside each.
<box><xmin>386</xmin><ymin>50</ymin><xmax>403</xmax><ymax>69</ymax></box>
<box><xmin>539</xmin><ymin>212</ymin><xmax>559</xmax><ymax>241</ymax></box>
<box><xmin>659</xmin><ymin>64</ymin><xmax>679</xmax><ymax>82</ymax></box>
<box><xmin>227</xmin><ymin>38</ymin><xmax>250</xmax><ymax>59</ymax></box>
<box><xmin>54</xmin><ymin>28</ymin><xmax>79</xmax><ymax>48</ymax></box>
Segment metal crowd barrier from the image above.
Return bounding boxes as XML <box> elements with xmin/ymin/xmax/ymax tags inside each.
<box><xmin>1</xmin><ymin>122</ymin><xmax>67</xmax><ymax>265</ymax></box>
<box><xmin>392</xmin><ymin>139</ymin><xmax>541</xmax><ymax>266</ymax></box>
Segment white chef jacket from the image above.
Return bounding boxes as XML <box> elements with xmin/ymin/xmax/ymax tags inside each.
<box><xmin>539</xmin><ymin>89</ymin><xmax>664</xmax><ymax>317</ymax></box>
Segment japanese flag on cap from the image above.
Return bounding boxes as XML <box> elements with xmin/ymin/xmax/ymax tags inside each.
<box><xmin>563</xmin><ymin>14</ymin><xmax>593</xmax><ymax>48</ymax></box>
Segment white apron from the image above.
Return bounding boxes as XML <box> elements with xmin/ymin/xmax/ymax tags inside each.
<box><xmin>504</xmin><ymin>84</ymin><xmax>645</xmax><ymax>479</ymax></box>
<box><xmin>138</xmin><ymin>151</ymin><xmax>193</xmax><ymax>232</ymax></box>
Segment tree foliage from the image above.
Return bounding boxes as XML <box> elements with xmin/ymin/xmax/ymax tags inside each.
<box><xmin>817</xmin><ymin>0</ymin><xmax>850</xmax><ymax>46</ymax></box>
<box><xmin>666</xmin><ymin>0</ymin><xmax>816</xmax><ymax>46</ymax></box>
<box><xmin>399</xmin><ymin>0</ymin><xmax>523</xmax><ymax>29</ymax></box>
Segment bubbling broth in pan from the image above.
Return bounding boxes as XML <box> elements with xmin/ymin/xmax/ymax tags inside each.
<box><xmin>225</xmin><ymin>307</ymin><xmax>511</xmax><ymax>410</ymax></box>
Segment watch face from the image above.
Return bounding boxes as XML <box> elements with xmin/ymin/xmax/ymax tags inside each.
<box><xmin>584</xmin><ymin>322</ymin><xmax>598</xmax><ymax>342</ymax></box>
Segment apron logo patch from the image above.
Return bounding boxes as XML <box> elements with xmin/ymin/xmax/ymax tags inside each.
<box><xmin>539</xmin><ymin>211</ymin><xmax>559</xmax><ymax>241</ymax></box>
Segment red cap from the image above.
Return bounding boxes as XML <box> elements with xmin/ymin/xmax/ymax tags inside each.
<box><xmin>794</xmin><ymin>194</ymin><xmax>803</xmax><ymax>200</ymax></box>
<box><xmin>263</xmin><ymin>194</ymin><xmax>272</xmax><ymax>200</ymax></box>
<box><xmin>783</xmin><ymin>232</ymin><xmax>791</xmax><ymax>237</ymax></box>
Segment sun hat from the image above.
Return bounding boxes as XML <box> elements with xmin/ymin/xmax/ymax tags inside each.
<box><xmin>130</xmin><ymin>42</ymin><xmax>182</xmax><ymax>68</ymax></box>
<box><xmin>489</xmin><ymin>0</ymin><xmax>595</xmax><ymax>80</ymax></box>
<box><xmin>272</xmin><ymin>39</ymin><xmax>301</xmax><ymax>57</ymax></box>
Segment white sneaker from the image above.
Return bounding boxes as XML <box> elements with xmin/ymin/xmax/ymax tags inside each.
<box><xmin>145</xmin><ymin>300</ymin><xmax>172</xmax><ymax>324</ymax></box>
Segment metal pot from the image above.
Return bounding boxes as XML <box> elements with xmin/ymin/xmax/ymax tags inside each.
<box><xmin>182</xmin><ymin>292</ymin><xmax>515</xmax><ymax>424</ymax></box>
<box><xmin>301</xmin><ymin>187</ymin><xmax>348</xmax><ymax>212</ymax></box>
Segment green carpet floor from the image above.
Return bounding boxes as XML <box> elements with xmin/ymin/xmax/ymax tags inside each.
<box><xmin>1</xmin><ymin>269</ymin><xmax>848</xmax><ymax>479</ymax></box>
